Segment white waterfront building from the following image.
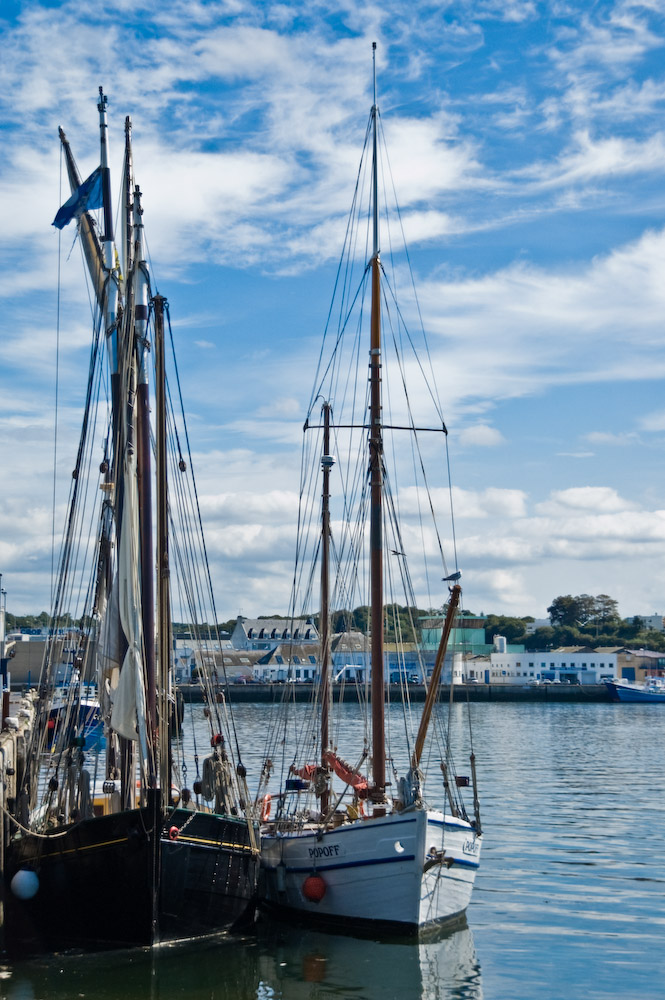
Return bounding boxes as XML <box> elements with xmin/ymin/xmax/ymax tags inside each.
<box><xmin>466</xmin><ymin>646</ymin><xmax>618</xmax><ymax>685</ymax></box>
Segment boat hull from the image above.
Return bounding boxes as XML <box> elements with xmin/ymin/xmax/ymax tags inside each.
<box><xmin>605</xmin><ymin>680</ymin><xmax>665</xmax><ymax>703</ymax></box>
<box><xmin>260</xmin><ymin>808</ymin><xmax>480</xmax><ymax>930</ymax></box>
<box><xmin>4</xmin><ymin>805</ymin><xmax>258</xmax><ymax>956</ymax></box>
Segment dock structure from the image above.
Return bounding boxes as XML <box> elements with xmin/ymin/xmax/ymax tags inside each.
<box><xmin>0</xmin><ymin>691</ymin><xmax>36</xmax><ymax>951</ymax></box>
<box><xmin>178</xmin><ymin>682</ymin><xmax>614</xmax><ymax>704</ymax></box>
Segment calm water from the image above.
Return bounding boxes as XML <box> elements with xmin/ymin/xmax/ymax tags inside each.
<box><xmin>2</xmin><ymin>701</ymin><xmax>663</xmax><ymax>999</ymax></box>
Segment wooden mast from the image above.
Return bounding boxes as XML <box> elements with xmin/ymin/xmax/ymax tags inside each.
<box><xmin>153</xmin><ymin>295</ymin><xmax>171</xmax><ymax>801</ymax></box>
<box><xmin>369</xmin><ymin>42</ymin><xmax>385</xmax><ymax>799</ymax></box>
<box><xmin>411</xmin><ymin>584</ymin><xmax>461</xmax><ymax>771</ymax></box>
<box><xmin>96</xmin><ymin>89</ymin><xmax>132</xmax><ymax>808</ymax></box>
<box><xmin>319</xmin><ymin>402</ymin><xmax>334</xmax><ymax>816</ymax></box>
<box><xmin>132</xmin><ymin>178</ymin><xmax>156</xmax><ymax>777</ymax></box>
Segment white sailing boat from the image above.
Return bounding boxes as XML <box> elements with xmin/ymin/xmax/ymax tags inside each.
<box><xmin>258</xmin><ymin>49</ymin><xmax>482</xmax><ymax>931</ymax></box>
<box><xmin>5</xmin><ymin>91</ymin><xmax>259</xmax><ymax>956</ymax></box>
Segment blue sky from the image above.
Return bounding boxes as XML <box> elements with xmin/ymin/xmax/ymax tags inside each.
<box><xmin>2</xmin><ymin>0</ymin><xmax>665</xmax><ymax>620</ymax></box>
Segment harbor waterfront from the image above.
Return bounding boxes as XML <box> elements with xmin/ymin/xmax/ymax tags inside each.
<box><xmin>1</xmin><ymin>699</ymin><xmax>662</xmax><ymax>999</ymax></box>
<box><xmin>178</xmin><ymin>682</ymin><xmax>615</xmax><ymax>703</ymax></box>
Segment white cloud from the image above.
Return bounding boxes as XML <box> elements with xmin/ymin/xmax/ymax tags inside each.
<box><xmin>584</xmin><ymin>431</ymin><xmax>639</xmax><ymax>446</ymax></box>
<box><xmin>638</xmin><ymin>409</ymin><xmax>665</xmax><ymax>432</ymax></box>
<box><xmin>514</xmin><ymin>131</ymin><xmax>665</xmax><ymax>190</ymax></box>
<box><xmin>458</xmin><ymin>424</ymin><xmax>505</xmax><ymax>447</ymax></box>
<box><xmin>535</xmin><ymin>487</ymin><xmax>638</xmax><ymax>515</ymax></box>
<box><xmin>2</xmin><ymin>0</ymin><xmax>665</xmax><ymax>627</ymax></box>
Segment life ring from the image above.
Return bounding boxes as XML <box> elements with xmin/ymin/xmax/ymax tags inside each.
<box><xmin>168</xmin><ymin>826</ymin><xmax>179</xmax><ymax>841</ymax></box>
<box><xmin>261</xmin><ymin>794</ymin><xmax>272</xmax><ymax>822</ymax></box>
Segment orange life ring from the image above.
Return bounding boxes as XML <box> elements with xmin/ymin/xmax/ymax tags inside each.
<box><xmin>261</xmin><ymin>794</ymin><xmax>272</xmax><ymax>822</ymax></box>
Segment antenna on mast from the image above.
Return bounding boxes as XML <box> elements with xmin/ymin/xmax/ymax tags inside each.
<box><xmin>371</xmin><ymin>42</ymin><xmax>379</xmax><ymax>259</ymax></box>
<box><xmin>372</xmin><ymin>41</ymin><xmax>377</xmax><ymax>108</ymax></box>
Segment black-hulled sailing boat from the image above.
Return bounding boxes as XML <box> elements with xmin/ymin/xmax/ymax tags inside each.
<box><xmin>258</xmin><ymin>48</ymin><xmax>482</xmax><ymax>931</ymax></box>
<box><xmin>4</xmin><ymin>91</ymin><xmax>259</xmax><ymax>956</ymax></box>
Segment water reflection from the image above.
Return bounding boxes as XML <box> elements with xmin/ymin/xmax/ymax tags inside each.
<box><xmin>1</xmin><ymin>918</ymin><xmax>482</xmax><ymax>1000</ymax></box>
<box><xmin>255</xmin><ymin>917</ymin><xmax>482</xmax><ymax>1000</ymax></box>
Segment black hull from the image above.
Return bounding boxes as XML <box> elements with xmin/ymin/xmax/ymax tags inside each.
<box><xmin>4</xmin><ymin>806</ymin><xmax>258</xmax><ymax>957</ymax></box>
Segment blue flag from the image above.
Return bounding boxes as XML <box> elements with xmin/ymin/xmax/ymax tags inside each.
<box><xmin>52</xmin><ymin>166</ymin><xmax>103</xmax><ymax>229</ymax></box>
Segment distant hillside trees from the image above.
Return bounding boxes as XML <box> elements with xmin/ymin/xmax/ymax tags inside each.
<box><xmin>483</xmin><ymin>615</ymin><xmax>530</xmax><ymax>644</ymax></box>
<box><xmin>8</xmin><ymin>594</ymin><xmax>665</xmax><ymax>652</ymax></box>
<box><xmin>547</xmin><ymin>593</ymin><xmax>620</xmax><ymax>631</ymax></box>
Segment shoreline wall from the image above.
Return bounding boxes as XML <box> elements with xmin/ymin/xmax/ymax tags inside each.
<box><xmin>178</xmin><ymin>682</ymin><xmax>613</xmax><ymax>704</ymax></box>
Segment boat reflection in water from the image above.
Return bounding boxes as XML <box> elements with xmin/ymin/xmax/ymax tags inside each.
<box><xmin>256</xmin><ymin>917</ymin><xmax>482</xmax><ymax>1000</ymax></box>
<box><xmin>2</xmin><ymin>917</ymin><xmax>482</xmax><ymax>1000</ymax></box>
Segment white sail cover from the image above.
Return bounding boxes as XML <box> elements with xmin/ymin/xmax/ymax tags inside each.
<box><xmin>110</xmin><ymin>446</ymin><xmax>148</xmax><ymax>762</ymax></box>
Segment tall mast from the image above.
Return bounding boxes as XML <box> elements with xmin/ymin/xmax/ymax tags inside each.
<box><xmin>97</xmin><ymin>88</ymin><xmax>121</xmax><ymax>434</ymax></box>
<box><xmin>95</xmin><ymin>89</ymin><xmax>131</xmax><ymax>807</ymax></box>
<box><xmin>121</xmin><ymin>116</ymin><xmax>134</xmax><ymax>288</ymax></box>
<box><xmin>133</xmin><ymin>180</ymin><xmax>156</xmax><ymax>769</ymax></box>
<box><xmin>319</xmin><ymin>402</ymin><xmax>334</xmax><ymax>816</ymax></box>
<box><xmin>369</xmin><ymin>42</ymin><xmax>385</xmax><ymax>798</ymax></box>
<box><xmin>154</xmin><ymin>295</ymin><xmax>171</xmax><ymax>799</ymax></box>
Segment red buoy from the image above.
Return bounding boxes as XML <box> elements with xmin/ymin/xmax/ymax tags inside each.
<box><xmin>302</xmin><ymin>874</ymin><xmax>326</xmax><ymax>902</ymax></box>
<box><xmin>168</xmin><ymin>826</ymin><xmax>179</xmax><ymax>841</ymax></box>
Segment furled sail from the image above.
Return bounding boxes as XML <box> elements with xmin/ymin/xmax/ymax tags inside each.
<box><xmin>110</xmin><ymin>437</ymin><xmax>148</xmax><ymax>767</ymax></box>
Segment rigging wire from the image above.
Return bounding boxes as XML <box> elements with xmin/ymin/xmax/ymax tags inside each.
<box><xmin>163</xmin><ymin>303</ymin><xmax>246</xmax><ymax>771</ymax></box>
<box><xmin>52</xmin><ymin>145</ymin><xmax>63</xmax><ymax>605</ymax></box>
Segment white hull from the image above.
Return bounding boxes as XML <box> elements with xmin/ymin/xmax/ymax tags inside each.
<box><xmin>260</xmin><ymin>808</ymin><xmax>481</xmax><ymax>929</ymax></box>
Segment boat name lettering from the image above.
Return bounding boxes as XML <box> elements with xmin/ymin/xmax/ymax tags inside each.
<box><xmin>308</xmin><ymin>843</ymin><xmax>344</xmax><ymax>859</ymax></box>
<box><xmin>463</xmin><ymin>838</ymin><xmax>478</xmax><ymax>856</ymax></box>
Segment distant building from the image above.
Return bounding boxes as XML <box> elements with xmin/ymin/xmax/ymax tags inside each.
<box><xmin>252</xmin><ymin>643</ymin><xmax>320</xmax><ymax>683</ymax></box>
<box><xmin>486</xmin><ymin>646</ymin><xmax>618</xmax><ymax>684</ymax></box>
<box><xmin>231</xmin><ymin>615</ymin><xmax>319</xmax><ymax>651</ymax></box>
<box><xmin>613</xmin><ymin>647</ymin><xmax>665</xmax><ymax>682</ymax></box>
<box><xmin>420</xmin><ymin>612</ymin><xmax>494</xmax><ymax>656</ymax></box>
<box><xmin>633</xmin><ymin>614</ymin><xmax>665</xmax><ymax>633</ymax></box>
<box><xmin>525</xmin><ymin>619</ymin><xmax>551</xmax><ymax>634</ymax></box>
